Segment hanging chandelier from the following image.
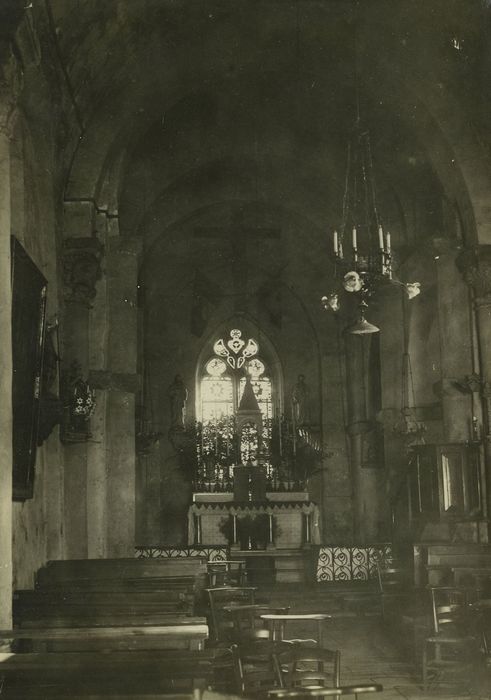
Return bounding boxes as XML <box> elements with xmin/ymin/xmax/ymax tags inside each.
<box><xmin>321</xmin><ymin>119</ymin><xmax>421</xmax><ymax>334</ymax></box>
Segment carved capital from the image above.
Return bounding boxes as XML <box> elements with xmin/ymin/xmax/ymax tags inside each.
<box><xmin>0</xmin><ymin>46</ymin><xmax>22</xmax><ymax>138</ymax></box>
<box><xmin>63</xmin><ymin>238</ymin><xmax>104</xmax><ymax>307</ymax></box>
<box><xmin>108</xmin><ymin>236</ymin><xmax>143</xmax><ymax>257</ymax></box>
<box><xmin>481</xmin><ymin>380</ymin><xmax>491</xmax><ymax>400</ymax></box>
<box><xmin>89</xmin><ymin>370</ymin><xmax>141</xmax><ymax>394</ymax></box>
<box><xmin>456</xmin><ymin>245</ymin><xmax>491</xmax><ymax>304</ymax></box>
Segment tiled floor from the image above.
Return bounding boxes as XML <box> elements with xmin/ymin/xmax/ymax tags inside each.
<box><xmin>256</xmin><ymin>584</ymin><xmax>490</xmax><ymax>700</ymax></box>
<box><xmin>323</xmin><ymin>617</ymin><xmax>478</xmax><ymax>699</ymax></box>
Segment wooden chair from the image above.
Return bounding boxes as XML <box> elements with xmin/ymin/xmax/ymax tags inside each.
<box><xmin>207</xmin><ymin>560</ymin><xmax>247</xmax><ymax>587</ymax></box>
<box><xmin>375</xmin><ymin>560</ymin><xmax>414</xmax><ymax>619</ymax></box>
<box><xmin>205</xmin><ymin>586</ymin><xmax>257</xmax><ymax>642</ymax></box>
<box><xmin>231</xmin><ymin>640</ymin><xmax>290</xmax><ymax>696</ymax></box>
<box><xmin>422</xmin><ymin>586</ymin><xmax>477</xmax><ymax>688</ymax></box>
<box><xmin>481</xmin><ymin>629</ymin><xmax>491</xmax><ymax>664</ymax></box>
<box><xmin>275</xmin><ymin>646</ymin><xmax>341</xmax><ymax>689</ymax></box>
<box><xmin>267</xmin><ymin>683</ymin><xmax>383</xmax><ymax>698</ymax></box>
<box><xmin>261</xmin><ymin>614</ymin><xmax>330</xmax><ymax>647</ymax></box>
<box><xmin>224</xmin><ymin>604</ymin><xmax>290</xmax><ymax>642</ymax></box>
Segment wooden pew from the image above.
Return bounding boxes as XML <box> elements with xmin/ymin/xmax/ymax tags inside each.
<box><xmin>15</xmin><ymin>557</ymin><xmax>208</xmax><ymax>629</ymax></box>
<box><xmin>414</xmin><ymin>543</ymin><xmax>491</xmax><ymax>587</ymax></box>
<box><xmin>35</xmin><ymin>557</ymin><xmax>207</xmax><ymax>588</ymax></box>
<box><xmin>0</xmin><ymin>648</ymin><xmax>217</xmax><ymax>697</ymax></box>
<box><xmin>0</xmin><ymin>622</ymin><xmax>209</xmax><ymax>651</ymax></box>
<box><xmin>33</xmin><ymin>575</ymin><xmax>198</xmax><ymax>592</ymax></box>
<box><xmin>14</xmin><ymin>590</ymin><xmax>195</xmax><ymax>625</ymax></box>
<box><xmin>3</xmin><ymin>558</ymin><xmax>221</xmax><ymax>697</ymax></box>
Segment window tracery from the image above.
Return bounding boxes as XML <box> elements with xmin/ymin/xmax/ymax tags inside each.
<box><xmin>197</xmin><ymin>329</ymin><xmax>274</xmax><ymax>486</ymax></box>
<box><xmin>195</xmin><ymin>328</ymin><xmax>315</xmax><ymax>493</ymax></box>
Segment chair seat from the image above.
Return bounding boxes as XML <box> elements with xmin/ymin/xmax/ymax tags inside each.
<box><xmin>426</xmin><ymin>635</ymin><xmax>475</xmax><ymax>644</ymax></box>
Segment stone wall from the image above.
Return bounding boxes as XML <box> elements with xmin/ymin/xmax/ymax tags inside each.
<box><xmin>2</xmin><ymin>3</ymin><xmax>92</xmax><ymax>597</ymax></box>
<box><xmin>8</xmin><ymin>28</ymin><xmax>67</xmax><ymax>589</ymax></box>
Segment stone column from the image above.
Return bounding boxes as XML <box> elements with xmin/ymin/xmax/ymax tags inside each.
<box><xmin>61</xmin><ymin>234</ymin><xmax>104</xmax><ymax>558</ymax></box>
<box><xmin>100</xmin><ymin>236</ymin><xmax>140</xmax><ymax>556</ymax></box>
<box><xmin>456</xmin><ymin>246</ymin><xmax>491</xmax><ymax>521</ymax></box>
<box><xmin>0</xmin><ymin>87</ymin><xmax>13</xmax><ymax>629</ymax></box>
<box><xmin>436</xmin><ymin>251</ymin><xmax>474</xmax><ymax>442</ymax></box>
<box><xmin>345</xmin><ymin>333</ymin><xmax>384</xmax><ymax>543</ymax></box>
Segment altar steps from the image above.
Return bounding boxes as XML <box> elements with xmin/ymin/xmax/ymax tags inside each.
<box><xmin>231</xmin><ymin>548</ymin><xmax>313</xmax><ymax>584</ymax></box>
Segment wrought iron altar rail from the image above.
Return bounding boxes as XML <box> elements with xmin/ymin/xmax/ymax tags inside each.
<box><xmin>135</xmin><ymin>542</ymin><xmax>393</xmax><ymax>582</ymax></box>
<box><xmin>315</xmin><ymin>543</ymin><xmax>393</xmax><ymax>582</ymax></box>
<box><xmin>135</xmin><ymin>545</ymin><xmax>228</xmax><ymax>560</ymax></box>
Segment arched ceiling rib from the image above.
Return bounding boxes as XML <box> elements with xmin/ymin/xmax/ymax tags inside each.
<box><xmin>49</xmin><ymin>0</ymin><xmax>491</xmax><ymax>244</ymax></box>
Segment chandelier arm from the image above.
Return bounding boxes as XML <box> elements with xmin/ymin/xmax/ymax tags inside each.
<box><xmin>352</xmin><ymin>143</ymin><xmax>358</xmax><ymax>229</ymax></box>
<box><xmin>341</xmin><ymin>141</ymin><xmax>352</xmax><ymax>234</ymax></box>
<box><xmin>366</xmin><ymin>131</ymin><xmax>380</xmax><ymax>230</ymax></box>
<box><xmin>361</xmin><ymin>144</ymin><xmax>372</xmax><ymax>244</ymax></box>
<box><xmin>407</xmin><ymin>352</ymin><xmax>418</xmax><ymax>410</ymax></box>
<box><xmin>401</xmin><ymin>352</ymin><xmax>409</xmax><ymax>414</ymax></box>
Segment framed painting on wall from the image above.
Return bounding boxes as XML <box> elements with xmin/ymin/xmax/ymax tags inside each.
<box><xmin>11</xmin><ymin>236</ymin><xmax>47</xmax><ymax>500</ymax></box>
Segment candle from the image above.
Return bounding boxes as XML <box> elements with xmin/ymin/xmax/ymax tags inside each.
<box><xmin>305</xmin><ymin>513</ymin><xmax>311</xmax><ymax>544</ymax></box>
<box><xmin>352</xmin><ymin>227</ymin><xmax>357</xmax><ymax>250</ymax></box>
<box><xmin>338</xmin><ymin>242</ymin><xmax>343</xmax><ymax>259</ymax></box>
<box><xmin>386</xmin><ymin>232</ymin><xmax>391</xmax><ymax>253</ymax></box>
<box><xmin>333</xmin><ymin>230</ymin><xmax>339</xmax><ymax>255</ymax></box>
<box><xmin>278</xmin><ymin>412</ymin><xmax>282</xmax><ymax>457</ymax></box>
<box><xmin>378</xmin><ymin>225</ymin><xmax>384</xmax><ymax>250</ymax></box>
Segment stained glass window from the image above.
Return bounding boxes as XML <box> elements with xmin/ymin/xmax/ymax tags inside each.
<box><xmin>201</xmin><ymin>375</ymin><xmax>234</xmax><ymax>420</ymax></box>
<box><xmin>197</xmin><ymin>330</ymin><xmax>275</xmax><ymax>482</ymax></box>
<box><xmin>200</xmin><ymin>356</ymin><xmax>272</xmax><ymax>425</ymax></box>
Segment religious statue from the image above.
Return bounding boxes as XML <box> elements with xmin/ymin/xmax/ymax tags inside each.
<box><xmin>168</xmin><ymin>374</ymin><xmax>188</xmax><ymax>429</ymax></box>
<box><xmin>291</xmin><ymin>374</ymin><xmax>310</xmax><ymax>426</ymax></box>
<box><xmin>61</xmin><ymin>360</ymin><xmax>96</xmax><ymax>442</ymax></box>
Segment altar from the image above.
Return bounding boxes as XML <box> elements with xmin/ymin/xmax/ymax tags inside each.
<box><xmin>185</xmin><ymin>344</ymin><xmax>321</xmax><ymax>579</ymax></box>
<box><xmin>188</xmin><ymin>492</ymin><xmax>320</xmax><ymax>550</ymax></box>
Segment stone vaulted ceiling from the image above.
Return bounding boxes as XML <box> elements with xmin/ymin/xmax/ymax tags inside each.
<box><xmin>46</xmin><ymin>0</ymin><xmax>491</xmax><ymax>248</ymax></box>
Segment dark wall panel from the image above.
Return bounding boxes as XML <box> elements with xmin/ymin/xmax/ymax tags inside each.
<box><xmin>11</xmin><ymin>237</ymin><xmax>47</xmax><ymax>501</ymax></box>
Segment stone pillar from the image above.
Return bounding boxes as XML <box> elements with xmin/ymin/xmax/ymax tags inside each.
<box><xmin>0</xmin><ymin>89</ymin><xmax>13</xmax><ymax>629</ymax></box>
<box><xmin>61</xmin><ymin>233</ymin><xmax>104</xmax><ymax>558</ymax></box>
<box><xmin>436</xmin><ymin>252</ymin><xmax>473</xmax><ymax>442</ymax></box>
<box><xmin>456</xmin><ymin>246</ymin><xmax>491</xmax><ymax>521</ymax></box>
<box><xmin>103</xmin><ymin>236</ymin><xmax>140</xmax><ymax>556</ymax></box>
<box><xmin>345</xmin><ymin>333</ymin><xmax>384</xmax><ymax>543</ymax></box>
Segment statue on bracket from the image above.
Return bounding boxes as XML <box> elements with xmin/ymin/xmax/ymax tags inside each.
<box><xmin>291</xmin><ymin>374</ymin><xmax>310</xmax><ymax>427</ymax></box>
<box><xmin>167</xmin><ymin>374</ymin><xmax>188</xmax><ymax>430</ymax></box>
<box><xmin>61</xmin><ymin>360</ymin><xmax>96</xmax><ymax>443</ymax></box>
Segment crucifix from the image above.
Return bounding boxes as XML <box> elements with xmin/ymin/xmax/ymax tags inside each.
<box><xmin>194</xmin><ymin>213</ymin><xmax>280</xmax><ymax>312</ymax></box>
